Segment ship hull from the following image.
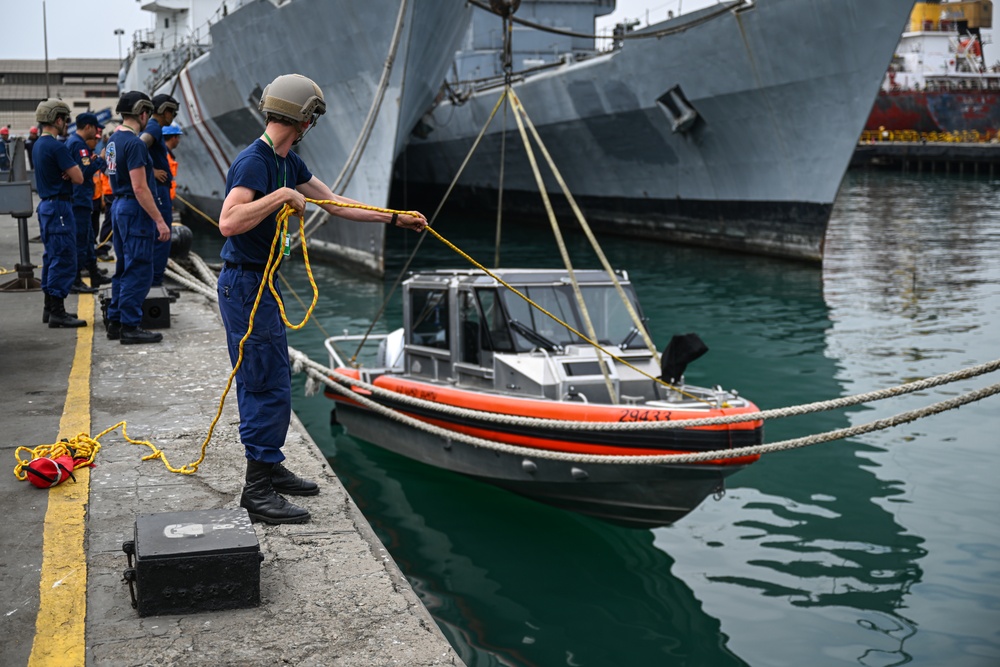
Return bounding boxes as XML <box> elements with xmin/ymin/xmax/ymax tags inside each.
<box><xmin>397</xmin><ymin>0</ymin><xmax>914</xmax><ymax>262</ymax></box>
<box><xmin>131</xmin><ymin>0</ymin><xmax>471</xmax><ymax>275</ymax></box>
<box><xmin>334</xmin><ymin>401</ymin><xmax>751</xmax><ymax>528</ymax></box>
<box><xmin>865</xmin><ymin>89</ymin><xmax>1000</xmax><ymax>135</ymax></box>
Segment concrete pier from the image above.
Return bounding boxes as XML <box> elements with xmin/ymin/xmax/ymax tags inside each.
<box><xmin>0</xmin><ymin>202</ymin><xmax>462</xmax><ymax>666</ymax></box>
<box><xmin>851</xmin><ymin>141</ymin><xmax>1000</xmax><ymax>176</ymax></box>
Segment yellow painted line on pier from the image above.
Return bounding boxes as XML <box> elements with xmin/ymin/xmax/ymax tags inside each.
<box><xmin>28</xmin><ymin>294</ymin><xmax>92</xmax><ymax>667</ymax></box>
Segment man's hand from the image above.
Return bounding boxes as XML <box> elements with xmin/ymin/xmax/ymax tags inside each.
<box><xmin>154</xmin><ymin>168</ymin><xmax>168</xmax><ymax>183</ymax></box>
<box><xmin>156</xmin><ymin>219</ymin><xmax>171</xmax><ymax>242</ymax></box>
<box><xmin>280</xmin><ymin>187</ymin><xmax>307</xmax><ymax>216</ymax></box>
<box><xmin>396</xmin><ymin>211</ymin><xmax>428</xmax><ymax>232</ymax></box>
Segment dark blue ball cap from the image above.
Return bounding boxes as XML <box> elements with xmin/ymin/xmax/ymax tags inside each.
<box><xmin>76</xmin><ymin>112</ymin><xmax>104</xmax><ymax>129</ymax></box>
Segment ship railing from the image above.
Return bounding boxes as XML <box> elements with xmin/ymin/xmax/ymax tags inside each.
<box><xmin>860</xmin><ymin>129</ymin><xmax>996</xmax><ymax>144</ymax></box>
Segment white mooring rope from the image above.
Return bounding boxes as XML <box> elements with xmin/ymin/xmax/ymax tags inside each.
<box><xmin>171</xmin><ymin>252</ymin><xmax>1000</xmax><ymax>464</ymax></box>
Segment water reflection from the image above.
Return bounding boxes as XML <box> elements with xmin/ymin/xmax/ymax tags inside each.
<box><xmin>320</xmin><ymin>428</ymin><xmax>748</xmax><ymax>667</ymax></box>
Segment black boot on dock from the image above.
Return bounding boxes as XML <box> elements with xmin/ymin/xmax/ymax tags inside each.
<box><xmin>271</xmin><ymin>462</ymin><xmax>319</xmax><ymax>496</ymax></box>
<box><xmin>240</xmin><ymin>460</ymin><xmax>311</xmax><ymax>524</ymax></box>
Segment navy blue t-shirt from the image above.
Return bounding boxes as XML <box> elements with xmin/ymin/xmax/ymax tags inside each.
<box><xmin>143</xmin><ymin>117</ymin><xmax>171</xmax><ymax>185</ymax></box>
<box><xmin>105</xmin><ymin>128</ymin><xmax>155</xmax><ymax>198</ymax></box>
<box><xmin>65</xmin><ymin>133</ymin><xmax>106</xmax><ymax>209</ymax></box>
<box><xmin>33</xmin><ymin>134</ymin><xmax>77</xmax><ymax>200</ymax></box>
<box><xmin>220</xmin><ymin>139</ymin><xmax>312</xmax><ymax>264</ymax></box>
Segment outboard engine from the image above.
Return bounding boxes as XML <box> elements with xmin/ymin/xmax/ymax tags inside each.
<box><xmin>661</xmin><ymin>333</ymin><xmax>708</xmax><ymax>383</ymax></box>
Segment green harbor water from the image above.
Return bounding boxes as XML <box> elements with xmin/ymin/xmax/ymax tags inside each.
<box><xmin>200</xmin><ymin>169</ymin><xmax>1000</xmax><ymax>666</ymax></box>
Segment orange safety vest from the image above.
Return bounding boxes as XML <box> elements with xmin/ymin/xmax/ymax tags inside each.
<box><xmin>167</xmin><ymin>151</ymin><xmax>178</xmax><ymax>200</ymax></box>
<box><xmin>92</xmin><ymin>171</ymin><xmax>102</xmax><ymax>201</ymax></box>
<box><xmin>100</xmin><ymin>171</ymin><xmax>112</xmax><ymax>197</ymax></box>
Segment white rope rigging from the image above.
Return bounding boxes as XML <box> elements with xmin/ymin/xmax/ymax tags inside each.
<box><xmin>288</xmin><ymin>346</ymin><xmax>1000</xmax><ymax>465</ymax></box>
<box><xmin>171</xmin><ymin>254</ymin><xmax>1000</xmax><ymax>466</ymax></box>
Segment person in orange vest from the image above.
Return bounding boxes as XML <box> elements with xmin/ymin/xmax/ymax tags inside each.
<box><xmin>162</xmin><ymin>123</ymin><xmax>183</xmax><ymax>203</ymax></box>
<box><xmin>91</xmin><ymin>127</ymin><xmax>106</xmax><ymax>263</ymax></box>
<box><xmin>95</xmin><ymin>150</ymin><xmax>115</xmax><ymax>262</ymax></box>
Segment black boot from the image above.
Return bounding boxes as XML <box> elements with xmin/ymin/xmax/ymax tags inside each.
<box><xmin>69</xmin><ymin>278</ymin><xmax>99</xmax><ymax>294</ymax></box>
<box><xmin>43</xmin><ymin>293</ymin><xmax>78</xmax><ymax>324</ymax></box>
<box><xmin>48</xmin><ymin>297</ymin><xmax>86</xmax><ymax>328</ymax></box>
<box><xmin>87</xmin><ymin>261</ymin><xmax>111</xmax><ymax>287</ymax></box>
<box><xmin>271</xmin><ymin>462</ymin><xmax>320</xmax><ymax>496</ymax></box>
<box><xmin>240</xmin><ymin>461</ymin><xmax>311</xmax><ymax>524</ymax></box>
<box><xmin>106</xmin><ymin>320</ymin><xmax>121</xmax><ymax>340</ymax></box>
<box><xmin>120</xmin><ymin>325</ymin><xmax>162</xmax><ymax>345</ymax></box>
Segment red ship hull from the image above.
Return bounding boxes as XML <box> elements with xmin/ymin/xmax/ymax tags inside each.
<box><xmin>865</xmin><ymin>88</ymin><xmax>1000</xmax><ymax>134</ymax></box>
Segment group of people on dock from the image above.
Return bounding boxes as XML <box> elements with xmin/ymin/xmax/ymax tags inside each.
<box><xmin>33</xmin><ymin>92</ymin><xmax>184</xmax><ymax>341</ymax></box>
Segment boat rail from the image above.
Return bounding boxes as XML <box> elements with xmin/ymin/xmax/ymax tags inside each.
<box><xmin>325</xmin><ymin>333</ymin><xmax>389</xmax><ymax>370</ymax></box>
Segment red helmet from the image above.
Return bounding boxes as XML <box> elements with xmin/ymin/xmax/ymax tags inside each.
<box><xmin>0</xmin><ymin>127</ymin><xmax>8</xmax><ymax>136</ymax></box>
<box><xmin>30</xmin><ymin>126</ymin><xmax>38</xmax><ymax>135</ymax></box>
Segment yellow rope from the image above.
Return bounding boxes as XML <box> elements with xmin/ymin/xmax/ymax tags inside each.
<box><xmin>176</xmin><ymin>194</ymin><xmax>221</xmax><ymax>228</ymax></box>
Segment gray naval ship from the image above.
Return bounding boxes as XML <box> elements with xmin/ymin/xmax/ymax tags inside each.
<box><xmin>122</xmin><ymin>0</ymin><xmax>472</xmax><ymax>275</ymax></box>
<box><xmin>397</xmin><ymin>0</ymin><xmax>917</xmax><ymax>261</ymax></box>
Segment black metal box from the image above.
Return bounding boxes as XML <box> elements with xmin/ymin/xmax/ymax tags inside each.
<box><xmin>122</xmin><ymin>508</ymin><xmax>262</xmax><ymax>617</ymax></box>
<box><xmin>99</xmin><ymin>285</ymin><xmax>172</xmax><ymax>329</ymax></box>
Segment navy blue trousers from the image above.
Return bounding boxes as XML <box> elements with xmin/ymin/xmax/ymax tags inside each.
<box><xmin>38</xmin><ymin>200</ymin><xmax>76</xmax><ymax>299</ymax></box>
<box><xmin>217</xmin><ymin>266</ymin><xmax>291</xmax><ymax>464</ymax></box>
<box><xmin>151</xmin><ymin>184</ymin><xmax>172</xmax><ymax>286</ymax></box>
<box><xmin>107</xmin><ymin>198</ymin><xmax>154</xmax><ymax>327</ymax></box>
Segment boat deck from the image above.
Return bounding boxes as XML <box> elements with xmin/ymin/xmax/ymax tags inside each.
<box><xmin>0</xmin><ymin>205</ymin><xmax>460</xmax><ymax>665</ymax></box>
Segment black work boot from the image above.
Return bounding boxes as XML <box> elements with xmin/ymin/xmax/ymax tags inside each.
<box><xmin>120</xmin><ymin>325</ymin><xmax>162</xmax><ymax>345</ymax></box>
<box><xmin>43</xmin><ymin>293</ymin><xmax>78</xmax><ymax>324</ymax></box>
<box><xmin>69</xmin><ymin>278</ymin><xmax>99</xmax><ymax>294</ymax></box>
<box><xmin>87</xmin><ymin>261</ymin><xmax>111</xmax><ymax>287</ymax></box>
<box><xmin>48</xmin><ymin>298</ymin><xmax>86</xmax><ymax>328</ymax></box>
<box><xmin>240</xmin><ymin>460</ymin><xmax>311</xmax><ymax>524</ymax></box>
<box><xmin>271</xmin><ymin>462</ymin><xmax>320</xmax><ymax>496</ymax></box>
<box><xmin>106</xmin><ymin>320</ymin><xmax>121</xmax><ymax>340</ymax></box>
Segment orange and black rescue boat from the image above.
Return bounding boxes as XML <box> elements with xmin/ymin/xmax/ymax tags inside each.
<box><xmin>324</xmin><ymin>268</ymin><xmax>763</xmax><ymax>527</ymax></box>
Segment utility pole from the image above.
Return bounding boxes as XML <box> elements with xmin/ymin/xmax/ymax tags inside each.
<box><xmin>115</xmin><ymin>28</ymin><xmax>125</xmax><ymax>64</ymax></box>
<box><xmin>43</xmin><ymin>1</ymin><xmax>50</xmax><ymax>98</ymax></box>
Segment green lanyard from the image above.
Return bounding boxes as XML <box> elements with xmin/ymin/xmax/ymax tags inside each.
<box><xmin>263</xmin><ymin>132</ymin><xmax>291</xmax><ymax>255</ymax></box>
<box><xmin>262</xmin><ymin>132</ymin><xmax>286</xmax><ymax>188</ymax></box>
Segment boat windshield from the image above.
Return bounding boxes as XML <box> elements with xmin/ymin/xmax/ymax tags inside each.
<box><xmin>498</xmin><ymin>284</ymin><xmax>642</xmax><ymax>351</ymax></box>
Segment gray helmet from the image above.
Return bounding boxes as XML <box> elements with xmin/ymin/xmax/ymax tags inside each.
<box><xmin>116</xmin><ymin>91</ymin><xmax>154</xmax><ymax>117</ymax></box>
<box><xmin>258</xmin><ymin>74</ymin><xmax>326</xmax><ymax>124</ymax></box>
<box><xmin>35</xmin><ymin>98</ymin><xmax>72</xmax><ymax>124</ymax></box>
<box><xmin>151</xmin><ymin>93</ymin><xmax>179</xmax><ymax>115</ymax></box>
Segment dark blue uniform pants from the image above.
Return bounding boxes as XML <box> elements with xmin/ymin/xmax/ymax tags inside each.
<box><xmin>38</xmin><ymin>200</ymin><xmax>77</xmax><ymax>299</ymax></box>
<box><xmin>73</xmin><ymin>204</ymin><xmax>96</xmax><ymax>274</ymax></box>
<box><xmin>151</xmin><ymin>184</ymin><xmax>172</xmax><ymax>286</ymax></box>
<box><xmin>107</xmin><ymin>198</ymin><xmax>154</xmax><ymax>328</ymax></box>
<box><xmin>217</xmin><ymin>266</ymin><xmax>291</xmax><ymax>464</ymax></box>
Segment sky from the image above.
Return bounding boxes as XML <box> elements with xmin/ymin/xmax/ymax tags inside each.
<box><xmin>3</xmin><ymin>0</ymin><xmax>153</xmax><ymax>60</ymax></box>
<box><xmin>4</xmin><ymin>0</ymin><xmax>998</xmax><ymax>65</ymax></box>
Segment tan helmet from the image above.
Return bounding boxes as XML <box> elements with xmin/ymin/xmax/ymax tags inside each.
<box><xmin>35</xmin><ymin>98</ymin><xmax>72</xmax><ymax>124</ymax></box>
<box><xmin>258</xmin><ymin>74</ymin><xmax>326</xmax><ymax>124</ymax></box>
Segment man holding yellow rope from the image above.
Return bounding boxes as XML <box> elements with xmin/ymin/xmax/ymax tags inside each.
<box><xmin>217</xmin><ymin>73</ymin><xmax>427</xmax><ymax>524</ymax></box>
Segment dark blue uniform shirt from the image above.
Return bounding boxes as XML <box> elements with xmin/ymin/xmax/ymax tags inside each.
<box><xmin>220</xmin><ymin>139</ymin><xmax>312</xmax><ymax>265</ymax></box>
<box><xmin>106</xmin><ymin>128</ymin><xmax>155</xmax><ymax>198</ymax></box>
<box><xmin>65</xmin><ymin>133</ymin><xmax>106</xmax><ymax>209</ymax></box>
<box><xmin>143</xmin><ymin>117</ymin><xmax>171</xmax><ymax>185</ymax></box>
<box><xmin>33</xmin><ymin>134</ymin><xmax>77</xmax><ymax>199</ymax></box>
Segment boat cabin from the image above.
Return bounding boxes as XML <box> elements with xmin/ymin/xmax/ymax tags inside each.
<box><xmin>397</xmin><ymin>269</ymin><xmax>665</xmax><ymax>405</ymax></box>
